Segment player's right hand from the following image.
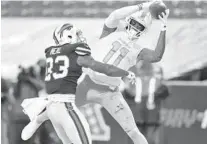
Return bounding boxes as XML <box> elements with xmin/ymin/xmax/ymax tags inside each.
<box><xmin>122</xmin><ymin>71</ymin><xmax>136</xmax><ymax>84</ymax></box>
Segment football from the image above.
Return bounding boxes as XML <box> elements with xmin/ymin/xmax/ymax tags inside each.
<box><xmin>149</xmin><ymin>1</ymin><xmax>167</xmax><ymax>19</ymax></box>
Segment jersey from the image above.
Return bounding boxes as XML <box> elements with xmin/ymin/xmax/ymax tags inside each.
<box><xmin>44</xmin><ymin>43</ymin><xmax>90</xmax><ymax>94</ymax></box>
<box><xmin>88</xmin><ymin>25</ymin><xmax>144</xmax><ymax>88</ymax></box>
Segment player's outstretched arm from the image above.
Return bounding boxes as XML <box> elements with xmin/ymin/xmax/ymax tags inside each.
<box><xmin>100</xmin><ymin>1</ymin><xmax>152</xmax><ymax>39</ymax></box>
<box><xmin>137</xmin><ymin>9</ymin><xmax>169</xmax><ymax>63</ymax></box>
<box><xmin>77</xmin><ymin>55</ymin><xmax>129</xmax><ymax>77</ymax></box>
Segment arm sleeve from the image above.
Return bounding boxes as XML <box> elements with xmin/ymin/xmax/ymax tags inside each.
<box><xmin>77</xmin><ymin>56</ymin><xmax>129</xmax><ymax>77</ymax></box>
<box><xmin>137</xmin><ymin>30</ymin><xmax>166</xmax><ymax>63</ymax></box>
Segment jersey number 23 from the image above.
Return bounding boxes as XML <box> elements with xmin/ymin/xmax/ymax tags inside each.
<box><xmin>45</xmin><ymin>55</ymin><xmax>69</xmax><ymax>81</ymax></box>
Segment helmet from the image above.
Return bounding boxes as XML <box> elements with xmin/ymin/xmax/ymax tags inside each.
<box><xmin>125</xmin><ymin>11</ymin><xmax>152</xmax><ymax>40</ymax></box>
<box><xmin>53</xmin><ymin>23</ymin><xmax>86</xmax><ymax>45</ymax></box>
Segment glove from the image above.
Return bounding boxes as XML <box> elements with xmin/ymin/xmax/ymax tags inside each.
<box><xmin>124</xmin><ymin>71</ymin><xmax>136</xmax><ymax>85</ymax></box>
<box><xmin>159</xmin><ymin>9</ymin><xmax>170</xmax><ymax>31</ymax></box>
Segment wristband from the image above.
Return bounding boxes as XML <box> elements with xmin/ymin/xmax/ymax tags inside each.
<box><xmin>161</xmin><ymin>25</ymin><xmax>167</xmax><ymax>31</ymax></box>
<box><xmin>127</xmin><ymin>71</ymin><xmax>135</xmax><ymax>79</ymax></box>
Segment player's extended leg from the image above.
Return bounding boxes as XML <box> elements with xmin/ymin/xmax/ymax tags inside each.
<box><xmin>64</xmin><ymin>103</ymin><xmax>92</xmax><ymax>144</ymax></box>
<box><xmin>76</xmin><ymin>75</ymin><xmax>148</xmax><ymax>144</ymax></box>
<box><xmin>47</xmin><ymin>102</ymin><xmax>91</xmax><ymax>144</ymax></box>
<box><xmin>101</xmin><ymin>91</ymin><xmax>148</xmax><ymax>144</ymax></box>
<box><xmin>46</xmin><ymin>102</ymin><xmax>72</xmax><ymax>144</ymax></box>
<box><xmin>21</xmin><ymin>109</ymin><xmax>49</xmax><ymax>140</ymax></box>
<box><xmin>50</xmin><ymin>119</ymin><xmax>72</xmax><ymax>144</ymax></box>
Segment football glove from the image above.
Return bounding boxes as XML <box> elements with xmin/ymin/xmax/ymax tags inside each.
<box><xmin>159</xmin><ymin>9</ymin><xmax>170</xmax><ymax>30</ymax></box>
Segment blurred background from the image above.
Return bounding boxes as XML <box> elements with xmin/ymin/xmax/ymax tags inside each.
<box><xmin>1</xmin><ymin>0</ymin><xmax>207</xmax><ymax>144</ymax></box>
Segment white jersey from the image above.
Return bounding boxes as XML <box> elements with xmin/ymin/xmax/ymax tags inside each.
<box><xmin>87</xmin><ymin>24</ymin><xmax>144</xmax><ymax>88</ymax></box>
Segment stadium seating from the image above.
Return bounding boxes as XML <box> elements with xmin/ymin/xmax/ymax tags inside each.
<box><xmin>1</xmin><ymin>0</ymin><xmax>207</xmax><ymax>18</ymax></box>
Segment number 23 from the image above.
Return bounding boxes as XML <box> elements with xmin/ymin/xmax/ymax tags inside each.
<box><xmin>45</xmin><ymin>55</ymin><xmax>69</xmax><ymax>81</ymax></box>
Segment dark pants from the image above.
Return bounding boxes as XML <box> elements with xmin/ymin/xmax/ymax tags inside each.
<box><xmin>137</xmin><ymin>123</ymin><xmax>160</xmax><ymax>144</ymax></box>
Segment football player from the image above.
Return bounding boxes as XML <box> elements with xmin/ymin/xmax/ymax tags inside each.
<box><xmin>21</xmin><ymin>23</ymin><xmax>136</xmax><ymax>144</ymax></box>
<box><xmin>75</xmin><ymin>1</ymin><xmax>170</xmax><ymax>144</ymax></box>
<box><xmin>21</xmin><ymin>1</ymin><xmax>169</xmax><ymax>144</ymax></box>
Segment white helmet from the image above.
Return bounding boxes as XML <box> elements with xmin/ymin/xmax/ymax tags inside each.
<box><xmin>53</xmin><ymin>23</ymin><xmax>86</xmax><ymax>45</ymax></box>
<box><xmin>125</xmin><ymin>11</ymin><xmax>152</xmax><ymax>40</ymax></box>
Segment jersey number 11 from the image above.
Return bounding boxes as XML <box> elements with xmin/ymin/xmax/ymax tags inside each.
<box><xmin>103</xmin><ymin>41</ymin><xmax>129</xmax><ymax>66</ymax></box>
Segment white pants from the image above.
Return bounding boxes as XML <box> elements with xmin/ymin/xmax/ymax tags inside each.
<box><xmin>76</xmin><ymin>75</ymin><xmax>148</xmax><ymax>144</ymax></box>
<box><xmin>76</xmin><ymin>75</ymin><xmax>138</xmax><ymax>133</ymax></box>
<box><xmin>44</xmin><ymin>95</ymin><xmax>92</xmax><ymax>144</ymax></box>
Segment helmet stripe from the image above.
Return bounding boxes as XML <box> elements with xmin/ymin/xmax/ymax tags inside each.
<box><xmin>58</xmin><ymin>23</ymin><xmax>73</xmax><ymax>37</ymax></box>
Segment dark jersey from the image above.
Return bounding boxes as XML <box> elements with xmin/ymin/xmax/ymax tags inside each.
<box><xmin>44</xmin><ymin>43</ymin><xmax>91</xmax><ymax>94</ymax></box>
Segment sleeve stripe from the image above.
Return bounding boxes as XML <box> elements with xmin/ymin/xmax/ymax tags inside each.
<box><xmin>75</xmin><ymin>51</ymin><xmax>90</xmax><ymax>55</ymax></box>
<box><xmin>76</xmin><ymin>49</ymin><xmax>91</xmax><ymax>53</ymax></box>
<box><xmin>76</xmin><ymin>47</ymin><xmax>91</xmax><ymax>52</ymax></box>
<box><xmin>76</xmin><ymin>49</ymin><xmax>91</xmax><ymax>54</ymax></box>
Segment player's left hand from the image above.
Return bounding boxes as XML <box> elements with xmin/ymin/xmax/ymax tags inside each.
<box><xmin>158</xmin><ymin>9</ymin><xmax>170</xmax><ymax>26</ymax></box>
